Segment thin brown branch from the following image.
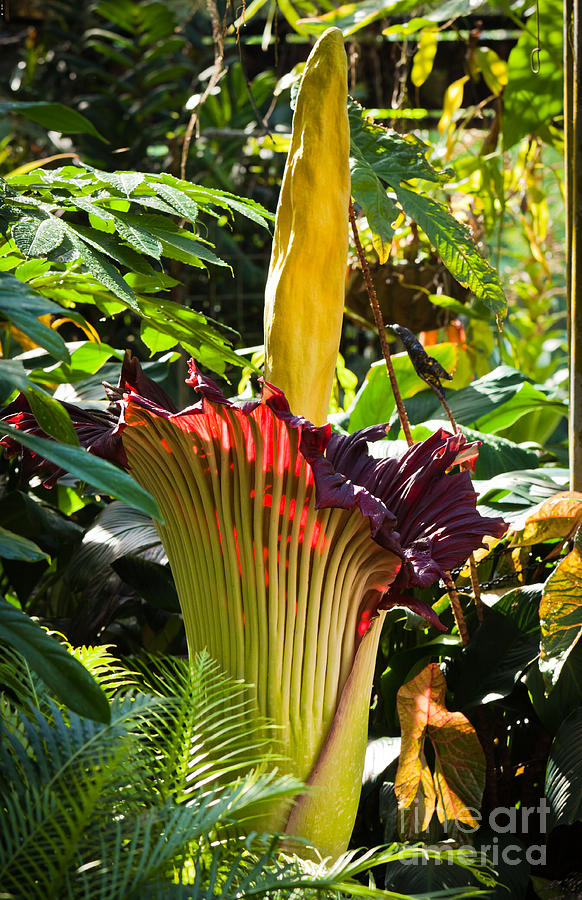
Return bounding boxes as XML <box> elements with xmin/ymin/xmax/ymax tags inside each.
<box><xmin>348</xmin><ymin>199</ymin><xmax>413</xmax><ymax>446</ymax></box>
<box><xmin>443</xmin><ymin>571</ymin><xmax>469</xmax><ymax>647</ymax></box>
<box><xmin>469</xmin><ymin>554</ymin><xmax>484</xmax><ymax>622</ymax></box>
<box><xmin>180</xmin><ymin>0</ymin><xmax>225</xmax><ymax>183</ymax></box>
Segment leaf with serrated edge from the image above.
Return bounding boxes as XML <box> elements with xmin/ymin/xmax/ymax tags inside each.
<box><xmin>396</xmin><ymin>185</ymin><xmax>507</xmax><ymax>317</ymax></box>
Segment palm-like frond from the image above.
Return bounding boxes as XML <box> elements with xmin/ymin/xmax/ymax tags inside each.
<box><xmin>0</xmin><ymin>643</ymin><xmax>49</xmax><ymax>713</ymax></box>
<box><xmin>0</xmin><ymin>653</ymin><xmax>302</xmax><ymax>899</ymax></box>
<box><xmin>71</xmin><ymin>643</ymin><xmax>138</xmax><ymax>698</ymax></box>
<box><xmin>134</xmin><ymin>653</ymin><xmax>282</xmax><ymax>799</ymax></box>
<box><xmin>0</xmin><ymin>651</ymin><xmax>496</xmax><ymax>899</ymax></box>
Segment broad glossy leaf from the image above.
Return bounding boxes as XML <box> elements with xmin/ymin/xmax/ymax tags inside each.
<box><xmin>511</xmin><ymin>492</ymin><xmax>582</xmax><ymax>547</ymax></box>
<box><xmin>348</xmin><ymin>342</ymin><xmax>459</xmax><ymax>432</ymax></box>
<box><xmin>33</xmin><ymin>341</ymin><xmax>123</xmax><ymax>386</ymax></box>
<box><xmin>476</xmin><ymin>469</ymin><xmax>570</xmax><ymax>523</ymax></box>
<box><xmin>445</xmin><ymin>598</ymin><xmax>541</xmax><ymax>709</ymax></box>
<box><xmin>0</xmin><ymin>601</ymin><xmax>110</xmax><ymax>722</ymax></box>
<box><xmin>395</xmin><ymin>186</ymin><xmax>507</xmax><ymax>317</ymax></box>
<box><xmin>0</xmin><ymin>101</ymin><xmax>105</xmax><ymax>141</ymax></box>
<box><xmin>395</xmin><ymin>366</ymin><xmax>526</xmax><ymax>430</ymax></box>
<box><xmin>112</xmin><ymin>555</ymin><xmax>179</xmax><ymax>612</ymax></box>
<box><xmin>474</xmin><ymin>382</ymin><xmax>567</xmax><ymax>436</ymax></box>
<box><xmin>0</xmin><ymin>527</ymin><xmax>49</xmax><ymax>562</ymax></box>
<box><xmin>0</xmin><ymin>272</ymin><xmax>69</xmax><ymax>362</ymax></box>
<box><xmin>26</xmin><ymin>388</ymin><xmax>80</xmax><ymax>445</ymax></box>
<box><xmin>545</xmin><ymin>707</ymin><xmax>582</xmax><ymax>830</ymax></box>
<box><xmin>395</xmin><ymin>664</ymin><xmax>485</xmax><ymax>836</ymax></box>
<box><xmin>527</xmin><ymin>639</ymin><xmax>582</xmax><ymax>736</ymax></box>
<box><xmin>458</xmin><ymin>426</ymin><xmax>539</xmax><ymax>481</ymax></box>
<box><xmin>539</xmin><ymin>535</ymin><xmax>582</xmax><ymax>691</ymax></box>
<box><xmin>0</xmin><ymin>358</ymin><xmax>39</xmax><ymax>402</ymax></box>
<box><xmin>2</xmin><ymin>424</ymin><xmax>161</xmax><ymax>522</ymax></box>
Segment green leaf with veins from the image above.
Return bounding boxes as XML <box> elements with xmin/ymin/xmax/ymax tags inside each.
<box><xmin>395</xmin><ymin>186</ymin><xmax>507</xmax><ymax>317</ymax></box>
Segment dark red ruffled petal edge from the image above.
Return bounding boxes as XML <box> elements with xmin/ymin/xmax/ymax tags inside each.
<box><xmin>1</xmin><ymin>353</ymin><xmax>508</xmax><ymax>633</ymax></box>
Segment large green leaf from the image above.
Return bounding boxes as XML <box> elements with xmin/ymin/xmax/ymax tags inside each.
<box><xmin>503</xmin><ymin>0</ymin><xmax>564</xmax><ymax>149</ymax></box>
<box><xmin>2</xmin><ymin>424</ymin><xmax>161</xmax><ymax>522</ymax></box>
<box><xmin>349</xmin><ymin>99</ymin><xmax>445</xmax><ymax>186</ymax></box>
<box><xmin>0</xmin><ymin>527</ymin><xmax>49</xmax><ymax>563</ymax></box>
<box><xmin>0</xmin><ymin>272</ymin><xmax>69</xmax><ymax>362</ymax></box>
<box><xmin>0</xmin><ymin>101</ymin><xmax>106</xmax><ymax>141</ymax></box>
<box><xmin>545</xmin><ymin>706</ymin><xmax>582</xmax><ymax>830</ymax></box>
<box><xmin>457</xmin><ymin>426</ymin><xmax>539</xmax><ymax>480</ymax></box>
<box><xmin>476</xmin><ymin>468</ymin><xmax>570</xmax><ymax>522</ymax></box>
<box><xmin>474</xmin><ymin>382</ymin><xmax>567</xmax><ymax>437</ymax></box>
<box><xmin>0</xmin><ymin>359</ymin><xmax>44</xmax><ymax>402</ymax></box>
<box><xmin>395</xmin><ymin>186</ymin><xmax>507</xmax><ymax>317</ymax></box>
<box><xmin>0</xmin><ymin>601</ymin><xmax>110</xmax><ymax>722</ymax></box>
<box><xmin>112</xmin><ymin>555</ymin><xmax>179</xmax><ymax>613</ymax></box>
<box><xmin>527</xmin><ymin>639</ymin><xmax>582</xmax><ymax>736</ymax></box>
<box><xmin>389</xmin><ymin>366</ymin><xmax>527</xmax><ymax>430</ymax></box>
<box><xmin>26</xmin><ymin>387</ymin><xmax>80</xmax><ymax>445</ymax></box>
<box><xmin>445</xmin><ymin>592</ymin><xmax>541</xmax><ymax>710</ymax></box>
<box><xmin>348</xmin><ymin>342</ymin><xmax>459</xmax><ymax>432</ymax></box>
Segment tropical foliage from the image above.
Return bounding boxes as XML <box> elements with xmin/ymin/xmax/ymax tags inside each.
<box><xmin>0</xmin><ymin>0</ymin><xmax>578</xmax><ymax>898</ymax></box>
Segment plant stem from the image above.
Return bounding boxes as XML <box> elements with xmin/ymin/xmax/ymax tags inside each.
<box><xmin>443</xmin><ymin>572</ymin><xmax>469</xmax><ymax>647</ymax></box>
<box><xmin>566</xmin><ymin>0</ymin><xmax>582</xmax><ymax>489</ymax></box>
<box><xmin>469</xmin><ymin>554</ymin><xmax>484</xmax><ymax>622</ymax></box>
<box><xmin>348</xmin><ymin>199</ymin><xmax>413</xmax><ymax>446</ymax></box>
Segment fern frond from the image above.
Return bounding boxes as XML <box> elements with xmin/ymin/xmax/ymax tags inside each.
<box><xmin>71</xmin><ymin>644</ymin><xmax>138</xmax><ymax>698</ymax></box>
<box><xmin>0</xmin><ymin>642</ymin><xmax>53</xmax><ymax>715</ymax></box>
<box><xmin>134</xmin><ymin>653</ymin><xmax>285</xmax><ymax>802</ymax></box>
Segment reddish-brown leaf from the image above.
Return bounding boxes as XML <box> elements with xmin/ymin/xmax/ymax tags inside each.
<box><xmin>395</xmin><ymin>663</ymin><xmax>485</xmax><ymax>838</ymax></box>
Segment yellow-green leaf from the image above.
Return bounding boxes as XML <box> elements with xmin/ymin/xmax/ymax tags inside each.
<box><xmin>438</xmin><ymin>75</ymin><xmax>469</xmax><ymax>136</ymax></box>
<box><xmin>411</xmin><ymin>27</ymin><xmax>438</xmax><ymax>88</ymax></box>
<box><xmin>540</xmin><ymin>536</ymin><xmax>582</xmax><ymax>691</ymax></box>
<box><xmin>476</xmin><ymin>47</ymin><xmax>508</xmax><ymax>96</ymax></box>
<box><xmin>511</xmin><ymin>491</ymin><xmax>582</xmax><ymax>548</ymax></box>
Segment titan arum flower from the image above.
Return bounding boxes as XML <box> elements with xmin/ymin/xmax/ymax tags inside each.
<box><xmin>1</xmin><ymin>356</ymin><xmax>506</xmax><ymax>855</ymax></box>
<box><xmin>1</xmin><ymin>29</ymin><xmax>507</xmax><ymax>858</ymax></box>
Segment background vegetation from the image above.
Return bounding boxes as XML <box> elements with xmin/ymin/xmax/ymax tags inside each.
<box><xmin>0</xmin><ymin>0</ymin><xmax>579</xmax><ymax>898</ymax></box>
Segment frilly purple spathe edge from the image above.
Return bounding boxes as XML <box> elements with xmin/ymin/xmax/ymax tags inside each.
<box><xmin>1</xmin><ymin>352</ymin><xmax>508</xmax><ymax>632</ymax></box>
